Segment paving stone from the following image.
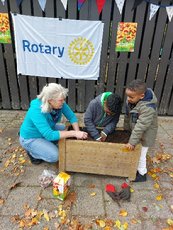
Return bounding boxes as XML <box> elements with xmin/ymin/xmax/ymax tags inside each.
<box><xmin>0</xmin><ymin>123</ymin><xmax>7</xmax><ymax>130</ymax></box>
<box><xmin>71</xmin><ymin>187</ymin><xmax>105</xmax><ymax>217</ymax></box>
<box><xmin>15</xmin><ymin>163</ymin><xmax>55</xmax><ymax>187</ymax></box>
<box><xmin>73</xmin><ymin>173</ymin><xmax>102</xmax><ymax>188</ymax></box>
<box><xmin>105</xmin><ymin>200</ymin><xmax>140</xmax><ymax>221</ymax></box>
<box><xmin>132</xmin><ymin>189</ymin><xmax>173</xmax><ymax>219</ymax></box>
<box><xmin>37</xmin><ymin>197</ymin><xmax>62</xmax><ymax>210</ymax></box>
<box><xmin>0</xmin><ymin>216</ymin><xmax>19</xmax><ymax>230</ymax></box>
<box><xmin>1</xmin><ymin>187</ymin><xmax>41</xmax><ymax>216</ymax></box>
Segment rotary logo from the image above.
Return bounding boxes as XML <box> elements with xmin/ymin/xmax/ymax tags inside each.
<box><xmin>68</xmin><ymin>37</ymin><xmax>94</xmax><ymax>65</ymax></box>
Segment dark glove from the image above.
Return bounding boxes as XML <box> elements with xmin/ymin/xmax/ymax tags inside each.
<box><xmin>119</xmin><ymin>183</ymin><xmax>131</xmax><ymax>201</ymax></box>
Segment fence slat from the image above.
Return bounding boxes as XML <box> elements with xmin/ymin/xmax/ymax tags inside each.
<box><xmin>84</xmin><ymin>0</ymin><xmax>99</xmax><ymax>109</ymax></box>
<box><xmin>0</xmin><ymin>45</ymin><xmax>11</xmax><ymax>109</ymax></box>
<box><xmin>55</xmin><ymin>0</ymin><xmax>67</xmax><ymax>89</ymax></box>
<box><xmin>66</xmin><ymin>0</ymin><xmax>78</xmax><ymax>111</ymax></box>
<box><xmin>168</xmin><ymin>93</ymin><xmax>173</xmax><ymax>115</ymax></box>
<box><xmin>11</xmin><ymin>1</ymin><xmax>30</xmax><ymax>109</ymax></box>
<box><xmin>127</xmin><ymin>1</ymin><xmax>147</xmax><ymax>85</ymax></box>
<box><xmin>45</xmin><ymin>0</ymin><xmax>56</xmax><ymax>85</ymax></box>
<box><xmin>159</xmin><ymin>55</ymin><xmax>173</xmax><ymax>115</ymax></box>
<box><xmin>76</xmin><ymin>0</ymin><xmax>89</xmax><ymax>112</ymax></box>
<box><xmin>96</xmin><ymin>0</ymin><xmax>112</xmax><ymax>95</ymax></box>
<box><xmin>32</xmin><ymin>0</ymin><xmax>47</xmax><ymax>93</ymax></box>
<box><xmin>146</xmin><ymin>7</ymin><xmax>167</xmax><ymax>90</ymax></box>
<box><xmin>106</xmin><ymin>1</ymin><xmax>121</xmax><ymax>92</ymax></box>
<box><xmin>116</xmin><ymin>0</ymin><xmax>134</xmax><ymax>100</ymax></box>
<box><xmin>1</xmin><ymin>1</ymin><xmax>20</xmax><ymax>109</ymax></box>
<box><xmin>154</xmin><ymin>18</ymin><xmax>173</xmax><ymax>105</ymax></box>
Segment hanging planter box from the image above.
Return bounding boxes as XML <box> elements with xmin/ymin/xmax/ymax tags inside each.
<box><xmin>59</xmin><ymin>130</ymin><xmax>141</xmax><ymax>180</ymax></box>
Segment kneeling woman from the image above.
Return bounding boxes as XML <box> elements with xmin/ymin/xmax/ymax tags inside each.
<box><xmin>19</xmin><ymin>83</ymin><xmax>88</xmax><ymax>164</ymax></box>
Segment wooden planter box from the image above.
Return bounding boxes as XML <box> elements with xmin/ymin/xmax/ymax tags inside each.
<box><xmin>59</xmin><ymin>131</ymin><xmax>141</xmax><ymax>180</ymax></box>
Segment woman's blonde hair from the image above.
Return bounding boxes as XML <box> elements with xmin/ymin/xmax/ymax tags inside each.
<box><xmin>37</xmin><ymin>83</ymin><xmax>68</xmax><ymax>113</ymax></box>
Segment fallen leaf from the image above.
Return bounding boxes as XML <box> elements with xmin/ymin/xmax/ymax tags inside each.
<box><xmin>37</xmin><ymin>195</ymin><xmax>42</xmax><ymax>201</ymax></box>
<box><xmin>96</xmin><ymin>219</ymin><xmax>106</xmax><ymax>227</ymax></box>
<box><xmin>9</xmin><ymin>182</ymin><xmax>21</xmax><ymax>190</ymax></box>
<box><xmin>156</xmin><ymin>194</ymin><xmax>163</xmax><ymax>201</ymax></box>
<box><xmin>43</xmin><ymin>227</ymin><xmax>49</xmax><ymax>230</ymax></box>
<box><xmin>43</xmin><ymin>209</ymin><xmax>49</xmax><ymax>221</ymax></box>
<box><xmin>88</xmin><ymin>184</ymin><xmax>96</xmax><ymax>189</ymax></box>
<box><xmin>154</xmin><ymin>183</ymin><xmax>160</xmax><ymax>189</ymax></box>
<box><xmin>171</xmin><ymin>205</ymin><xmax>173</xmax><ymax>211</ymax></box>
<box><xmin>131</xmin><ymin>218</ymin><xmax>138</xmax><ymax>224</ymax></box>
<box><xmin>142</xmin><ymin>207</ymin><xmax>148</xmax><ymax>212</ymax></box>
<box><xmin>119</xmin><ymin>209</ymin><xmax>128</xmax><ymax>217</ymax></box>
<box><xmin>63</xmin><ymin>192</ymin><xmax>77</xmax><ymax>208</ymax></box>
<box><xmin>115</xmin><ymin>220</ymin><xmax>121</xmax><ymax>229</ymax></box>
<box><xmin>90</xmin><ymin>192</ymin><xmax>96</xmax><ymax>196</ymax></box>
<box><xmin>152</xmin><ymin>157</ymin><xmax>160</xmax><ymax>164</ymax></box>
<box><xmin>0</xmin><ymin>198</ymin><xmax>5</xmax><ymax>205</ymax></box>
<box><xmin>130</xmin><ymin>187</ymin><xmax>134</xmax><ymax>193</ymax></box>
<box><xmin>169</xmin><ymin>173</ymin><xmax>173</xmax><ymax>178</ymax></box>
<box><xmin>167</xmin><ymin>219</ymin><xmax>173</xmax><ymax>226</ymax></box>
<box><xmin>122</xmin><ymin>222</ymin><xmax>128</xmax><ymax>230</ymax></box>
<box><xmin>104</xmin><ymin>226</ymin><xmax>112</xmax><ymax>230</ymax></box>
<box><xmin>11</xmin><ymin>215</ymin><xmax>20</xmax><ymax>222</ymax></box>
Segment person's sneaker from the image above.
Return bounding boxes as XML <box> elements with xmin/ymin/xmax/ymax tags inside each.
<box><xmin>133</xmin><ymin>171</ymin><xmax>147</xmax><ymax>182</ymax></box>
<box><xmin>26</xmin><ymin>151</ymin><xmax>43</xmax><ymax>165</ymax></box>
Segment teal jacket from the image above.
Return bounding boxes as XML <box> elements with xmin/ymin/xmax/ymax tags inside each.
<box><xmin>20</xmin><ymin>98</ymin><xmax>78</xmax><ymax>141</ymax></box>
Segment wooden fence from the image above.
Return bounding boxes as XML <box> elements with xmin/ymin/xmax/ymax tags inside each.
<box><xmin>0</xmin><ymin>0</ymin><xmax>173</xmax><ymax>115</ymax></box>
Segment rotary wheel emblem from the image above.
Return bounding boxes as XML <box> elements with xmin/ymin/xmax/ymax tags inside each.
<box><xmin>68</xmin><ymin>37</ymin><xmax>94</xmax><ymax>65</ymax></box>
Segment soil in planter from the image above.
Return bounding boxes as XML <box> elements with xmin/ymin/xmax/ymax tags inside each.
<box><xmin>67</xmin><ymin>126</ymin><xmax>131</xmax><ymax>144</ymax></box>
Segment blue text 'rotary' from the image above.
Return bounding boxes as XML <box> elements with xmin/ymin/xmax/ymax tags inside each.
<box><xmin>22</xmin><ymin>40</ymin><xmax>64</xmax><ymax>57</ymax></box>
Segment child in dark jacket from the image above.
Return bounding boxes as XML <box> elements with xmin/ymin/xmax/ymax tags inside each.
<box><xmin>84</xmin><ymin>92</ymin><xmax>122</xmax><ymax>141</ymax></box>
<box><xmin>124</xmin><ymin>79</ymin><xmax>158</xmax><ymax>182</ymax></box>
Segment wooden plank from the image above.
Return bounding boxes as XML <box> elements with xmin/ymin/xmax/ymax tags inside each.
<box><xmin>106</xmin><ymin>1</ymin><xmax>122</xmax><ymax>92</ymax></box>
<box><xmin>67</xmin><ymin>0</ymin><xmax>77</xmax><ymax>111</ymax></box>
<box><xmin>96</xmin><ymin>0</ymin><xmax>112</xmax><ymax>95</ymax></box>
<box><xmin>146</xmin><ymin>6</ymin><xmax>167</xmax><ymax>89</ymax></box>
<box><xmin>59</xmin><ymin>139</ymin><xmax>66</xmax><ymax>172</ymax></box>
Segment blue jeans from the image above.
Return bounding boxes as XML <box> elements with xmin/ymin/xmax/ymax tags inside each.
<box><xmin>19</xmin><ymin>124</ymin><xmax>66</xmax><ymax>163</ymax></box>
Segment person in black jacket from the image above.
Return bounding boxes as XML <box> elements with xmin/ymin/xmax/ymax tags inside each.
<box><xmin>84</xmin><ymin>92</ymin><xmax>122</xmax><ymax>141</ymax></box>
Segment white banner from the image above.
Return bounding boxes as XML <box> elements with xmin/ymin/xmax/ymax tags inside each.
<box><xmin>11</xmin><ymin>14</ymin><xmax>104</xmax><ymax>80</ymax></box>
<box><xmin>149</xmin><ymin>3</ymin><xmax>159</xmax><ymax>20</ymax></box>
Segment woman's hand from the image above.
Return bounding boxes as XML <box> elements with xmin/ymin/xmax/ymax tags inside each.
<box><xmin>75</xmin><ymin>131</ymin><xmax>88</xmax><ymax>140</ymax></box>
<box><xmin>124</xmin><ymin>143</ymin><xmax>135</xmax><ymax>150</ymax></box>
